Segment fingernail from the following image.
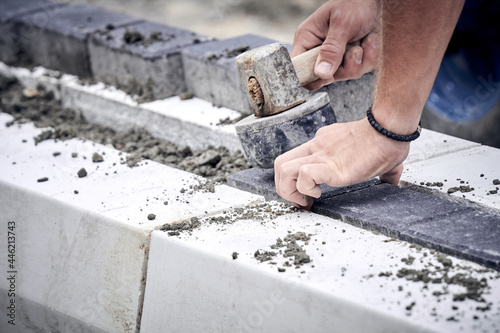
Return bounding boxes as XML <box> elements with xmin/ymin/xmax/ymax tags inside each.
<box><xmin>354</xmin><ymin>51</ymin><xmax>362</xmax><ymax>65</ymax></box>
<box><xmin>315</xmin><ymin>61</ymin><xmax>332</xmax><ymax>77</ymax></box>
<box><xmin>371</xmin><ymin>35</ymin><xmax>378</xmax><ymax>49</ymax></box>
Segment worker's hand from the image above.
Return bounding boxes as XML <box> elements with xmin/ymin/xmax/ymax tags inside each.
<box><xmin>292</xmin><ymin>0</ymin><xmax>379</xmax><ymax>90</ymax></box>
<box><xmin>274</xmin><ymin>117</ymin><xmax>410</xmax><ymax>209</ymax></box>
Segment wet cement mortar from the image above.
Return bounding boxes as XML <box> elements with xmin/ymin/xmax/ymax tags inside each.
<box><xmin>159</xmin><ymin>202</ymin><xmax>311</xmax><ymax>273</ymax></box>
<box><xmin>375</xmin><ymin>240</ymin><xmax>500</xmax><ymax>323</ymax></box>
<box><xmin>0</xmin><ymin>75</ymin><xmax>251</xmax><ymax>183</ymax></box>
<box><xmin>419</xmin><ymin>176</ymin><xmax>500</xmax><ymax>198</ymax></box>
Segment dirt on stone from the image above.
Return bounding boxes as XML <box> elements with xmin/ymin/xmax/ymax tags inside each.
<box><xmin>206</xmin><ymin>45</ymin><xmax>250</xmax><ymax>61</ymax></box>
<box><xmin>255</xmin><ymin>231</ymin><xmax>313</xmax><ymax>271</ymax></box>
<box><xmin>0</xmin><ymin>75</ymin><xmax>251</xmax><ymax>183</ymax></box>
<box><xmin>447</xmin><ymin>185</ymin><xmax>475</xmax><ymax>194</ymax></box>
<box><xmin>116</xmin><ymin>78</ymin><xmax>156</xmax><ymax>103</ymax></box>
<box><xmin>393</xmin><ymin>251</ymin><xmax>491</xmax><ymax>305</ymax></box>
<box><xmin>123</xmin><ymin>29</ymin><xmax>173</xmax><ymax>47</ymax></box>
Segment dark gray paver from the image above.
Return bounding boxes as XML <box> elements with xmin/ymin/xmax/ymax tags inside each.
<box><xmin>89</xmin><ymin>21</ymin><xmax>212</xmax><ymax>101</ymax></box>
<box><xmin>229</xmin><ymin>169</ymin><xmax>500</xmax><ymax>270</ymax></box>
<box><xmin>401</xmin><ymin>208</ymin><xmax>500</xmax><ymax>270</ymax></box>
<box><xmin>312</xmin><ymin>183</ymin><xmax>469</xmax><ymax>237</ymax></box>
<box><xmin>320</xmin><ymin>72</ymin><xmax>374</xmax><ymax>123</ymax></box>
<box><xmin>0</xmin><ymin>0</ymin><xmax>63</xmax><ymax>65</ymax></box>
<box><xmin>14</xmin><ymin>4</ymin><xmax>141</xmax><ymax>77</ymax></box>
<box><xmin>313</xmin><ymin>183</ymin><xmax>500</xmax><ymax>270</ymax></box>
<box><xmin>236</xmin><ymin>97</ymin><xmax>336</xmax><ymax>169</ymax></box>
<box><xmin>0</xmin><ymin>0</ymin><xmax>59</xmax><ymax>21</ymax></box>
<box><xmin>227</xmin><ymin>167</ymin><xmax>380</xmax><ymax>201</ymax></box>
<box><xmin>181</xmin><ymin>34</ymin><xmax>277</xmax><ymax>114</ymax></box>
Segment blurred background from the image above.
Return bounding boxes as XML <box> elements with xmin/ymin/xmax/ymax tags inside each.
<box><xmin>60</xmin><ymin>0</ymin><xmax>325</xmax><ymax>43</ymax></box>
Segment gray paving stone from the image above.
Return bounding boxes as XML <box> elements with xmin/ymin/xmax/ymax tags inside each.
<box><xmin>227</xmin><ymin>167</ymin><xmax>380</xmax><ymax>201</ymax></box>
<box><xmin>236</xmin><ymin>95</ymin><xmax>336</xmax><ymax>168</ymax></box>
<box><xmin>181</xmin><ymin>34</ymin><xmax>277</xmax><ymax>114</ymax></box>
<box><xmin>229</xmin><ymin>167</ymin><xmax>500</xmax><ymax>269</ymax></box>
<box><xmin>0</xmin><ymin>0</ymin><xmax>58</xmax><ymax>21</ymax></box>
<box><xmin>311</xmin><ymin>183</ymin><xmax>469</xmax><ymax>237</ymax></box>
<box><xmin>320</xmin><ymin>72</ymin><xmax>374</xmax><ymax>123</ymax></box>
<box><xmin>401</xmin><ymin>208</ymin><xmax>500</xmax><ymax>270</ymax></box>
<box><xmin>14</xmin><ymin>4</ymin><xmax>140</xmax><ymax>77</ymax></box>
<box><xmin>0</xmin><ymin>0</ymin><xmax>62</xmax><ymax>65</ymax></box>
<box><xmin>89</xmin><ymin>21</ymin><xmax>211</xmax><ymax>101</ymax></box>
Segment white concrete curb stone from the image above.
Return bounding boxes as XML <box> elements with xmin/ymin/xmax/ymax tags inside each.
<box><xmin>0</xmin><ymin>113</ymin><xmax>262</xmax><ymax>332</ymax></box>
<box><xmin>141</xmin><ymin>212</ymin><xmax>500</xmax><ymax>332</ymax></box>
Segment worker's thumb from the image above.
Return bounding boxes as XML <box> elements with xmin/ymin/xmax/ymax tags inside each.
<box><xmin>314</xmin><ymin>37</ymin><xmax>347</xmax><ymax>80</ymax></box>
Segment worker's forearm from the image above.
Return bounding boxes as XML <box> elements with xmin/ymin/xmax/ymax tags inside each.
<box><xmin>373</xmin><ymin>0</ymin><xmax>465</xmax><ymax>134</ymax></box>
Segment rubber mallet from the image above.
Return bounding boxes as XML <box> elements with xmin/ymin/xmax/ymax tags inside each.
<box><xmin>234</xmin><ymin>42</ymin><xmax>337</xmax><ymax>169</ymax></box>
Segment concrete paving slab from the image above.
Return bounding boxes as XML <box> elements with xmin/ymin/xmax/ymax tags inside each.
<box><xmin>89</xmin><ymin>20</ymin><xmax>212</xmax><ymax>101</ymax></box>
<box><xmin>0</xmin><ymin>112</ymin><xmax>262</xmax><ymax>331</ymax></box>
<box><xmin>401</xmin><ymin>145</ymin><xmax>500</xmax><ymax>210</ymax></box>
<box><xmin>14</xmin><ymin>4</ymin><xmax>140</xmax><ymax>77</ymax></box>
<box><xmin>227</xmin><ymin>167</ymin><xmax>380</xmax><ymax>201</ymax></box>
<box><xmin>312</xmin><ymin>183</ymin><xmax>468</xmax><ymax>236</ymax></box>
<box><xmin>181</xmin><ymin>34</ymin><xmax>277</xmax><ymax>113</ymax></box>
<box><xmin>0</xmin><ymin>0</ymin><xmax>59</xmax><ymax>22</ymax></box>
<box><xmin>320</xmin><ymin>72</ymin><xmax>375</xmax><ymax>123</ymax></box>
<box><xmin>313</xmin><ymin>183</ymin><xmax>500</xmax><ymax>270</ymax></box>
<box><xmin>405</xmin><ymin>128</ymin><xmax>480</xmax><ymax>165</ymax></box>
<box><xmin>402</xmin><ymin>208</ymin><xmax>500</xmax><ymax>269</ymax></box>
<box><xmin>0</xmin><ymin>0</ymin><xmax>64</xmax><ymax>65</ymax></box>
<box><xmin>142</xmin><ymin>212</ymin><xmax>500</xmax><ymax>332</ymax></box>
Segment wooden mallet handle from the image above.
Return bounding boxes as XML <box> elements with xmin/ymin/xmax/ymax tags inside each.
<box><xmin>292</xmin><ymin>42</ymin><xmax>359</xmax><ymax>86</ymax></box>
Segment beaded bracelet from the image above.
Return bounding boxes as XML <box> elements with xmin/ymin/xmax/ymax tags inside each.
<box><xmin>366</xmin><ymin>107</ymin><xmax>421</xmax><ymax>142</ymax></box>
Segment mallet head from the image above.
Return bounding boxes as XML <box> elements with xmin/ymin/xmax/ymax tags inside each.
<box><xmin>236</xmin><ymin>43</ymin><xmax>306</xmax><ymax>117</ymax></box>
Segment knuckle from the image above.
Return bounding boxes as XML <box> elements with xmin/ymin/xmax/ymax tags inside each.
<box><xmin>274</xmin><ymin>155</ymin><xmax>284</xmax><ymax>169</ymax></box>
<box><xmin>315</xmin><ymin>126</ymin><xmax>327</xmax><ymax>137</ymax></box>
<box><xmin>279</xmin><ymin>163</ymin><xmax>294</xmax><ymax>178</ymax></box>
<box><xmin>321</xmin><ymin>38</ymin><xmax>344</xmax><ymax>58</ymax></box>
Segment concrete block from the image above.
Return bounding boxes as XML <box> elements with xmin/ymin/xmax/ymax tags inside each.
<box><xmin>0</xmin><ymin>112</ymin><xmax>262</xmax><ymax>331</ymax></box>
<box><xmin>60</xmin><ymin>78</ymin><xmax>243</xmax><ymax>152</ymax></box>
<box><xmin>312</xmin><ymin>183</ymin><xmax>468</xmax><ymax>237</ymax></box>
<box><xmin>405</xmin><ymin>128</ymin><xmax>480</xmax><ymax>165</ymax></box>
<box><xmin>320</xmin><ymin>72</ymin><xmax>374</xmax><ymax>123</ymax></box>
<box><xmin>0</xmin><ymin>0</ymin><xmax>62</xmax><ymax>65</ymax></box>
<box><xmin>14</xmin><ymin>4</ymin><xmax>140</xmax><ymax>77</ymax></box>
<box><xmin>141</xmin><ymin>212</ymin><xmax>500</xmax><ymax>332</ymax></box>
<box><xmin>402</xmin><ymin>208</ymin><xmax>500</xmax><ymax>270</ymax></box>
<box><xmin>227</xmin><ymin>167</ymin><xmax>380</xmax><ymax>201</ymax></box>
<box><xmin>235</xmin><ymin>92</ymin><xmax>336</xmax><ymax>168</ymax></box>
<box><xmin>401</xmin><ymin>146</ymin><xmax>500</xmax><ymax>210</ymax></box>
<box><xmin>89</xmin><ymin>21</ymin><xmax>212</xmax><ymax>101</ymax></box>
<box><xmin>0</xmin><ymin>63</ymin><xmax>244</xmax><ymax>152</ymax></box>
<box><xmin>181</xmin><ymin>34</ymin><xmax>276</xmax><ymax>114</ymax></box>
<box><xmin>0</xmin><ymin>0</ymin><xmax>58</xmax><ymax>21</ymax></box>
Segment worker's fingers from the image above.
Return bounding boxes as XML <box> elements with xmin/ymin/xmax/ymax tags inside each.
<box><xmin>275</xmin><ymin>153</ymin><xmax>323</xmax><ymax>208</ymax></box>
<box><xmin>333</xmin><ymin>33</ymin><xmax>378</xmax><ymax>82</ymax></box>
<box><xmin>274</xmin><ymin>144</ymin><xmax>312</xmax><ymax>204</ymax></box>
<box><xmin>360</xmin><ymin>32</ymin><xmax>378</xmax><ymax>73</ymax></box>
<box><xmin>296</xmin><ymin>163</ymin><xmax>333</xmax><ymax>198</ymax></box>
<box><xmin>332</xmin><ymin>46</ymin><xmax>364</xmax><ymax>81</ymax></box>
<box><xmin>291</xmin><ymin>24</ymin><xmax>323</xmax><ymax>58</ymax></box>
<box><xmin>302</xmin><ymin>33</ymin><xmax>379</xmax><ymax>89</ymax></box>
<box><xmin>379</xmin><ymin>163</ymin><xmax>404</xmax><ymax>186</ymax></box>
<box><xmin>275</xmin><ymin>153</ymin><xmax>309</xmax><ymax>198</ymax></box>
<box><xmin>314</xmin><ymin>13</ymin><xmax>350</xmax><ymax>80</ymax></box>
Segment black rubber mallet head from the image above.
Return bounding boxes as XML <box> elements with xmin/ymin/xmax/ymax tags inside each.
<box><xmin>234</xmin><ymin>42</ymin><xmax>336</xmax><ymax>169</ymax></box>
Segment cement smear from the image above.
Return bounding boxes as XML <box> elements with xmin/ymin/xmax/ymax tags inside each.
<box><xmin>0</xmin><ymin>75</ymin><xmax>251</xmax><ymax>182</ymax></box>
